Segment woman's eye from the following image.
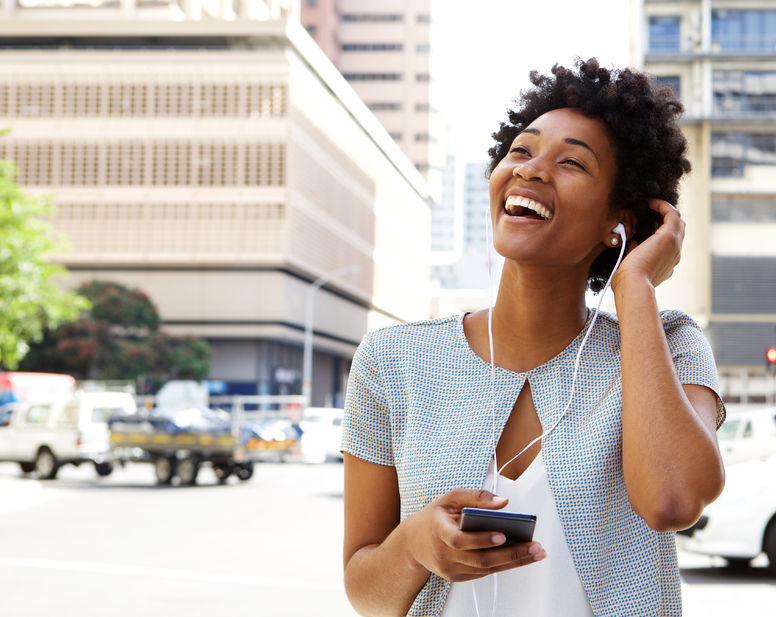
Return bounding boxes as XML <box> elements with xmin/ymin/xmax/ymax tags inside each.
<box><xmin>510</xmin><ymin>146</ymin><xmax>529</xmax><ymax>155</ymax></box>
<box><xmin>563</xmin><ymin>158</ymin><xmax>585</xmax><ymax>169</ymax></box>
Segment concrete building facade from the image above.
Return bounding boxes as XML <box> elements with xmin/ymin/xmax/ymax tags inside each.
<box><xmin>0</xmin><ymin>0</ymin><xmax>430</xmax><ymax>406</ymax></box>
<box><xmin>300</xmin><ymin>0</ymin><xmax>445</xmax><ymax>200</ymax></box>
<box><xmin>633</xmin><ymin>0</ymin><xmax>776</xmax><ymax>400</ymax></box>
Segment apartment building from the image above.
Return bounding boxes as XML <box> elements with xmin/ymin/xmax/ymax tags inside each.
<box><xmin>633</xmin><ymin>0</ymin><xmax>776</xmax><ymax>399</ymax></box>
<box><xmin>0</xmin><ymin>0</ymin><xmax>431</xmax><ymax>406</ymax></box>
<box><xmin>300</xmin><ymin>0</ymin><xmax>445</xmax><ymax>200</ymax></box>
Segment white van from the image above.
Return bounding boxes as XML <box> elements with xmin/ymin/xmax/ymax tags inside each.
<box><xmin>0</xmin><ymin>376</ymin><xmax>137</xmax><ymax>479</ymax></box>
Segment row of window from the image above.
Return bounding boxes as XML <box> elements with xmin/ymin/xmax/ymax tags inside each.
<box><xmin>366</xmin><ymin>102</ymin><xmax>438</xmax><ymax>113</ymax></box>
<box><xmin>340</xmin><ymin>43</ymin><xmax>431</xmax><ymax>53</ymax></box>
<box><xmin>341</xmin><ymin>13</ymin><xmax>430</xmax><ymax>23</ymax></box>
<box><xmin>0</xmin><ymin>141</ymin><xmax>286</xmax><ymax>187</ymax></box>
<box><xmin>713</xmin><ymin>71</ymin><xmax>776</xmax><ymax>114</ymax></box>
<box><xmin>649</xmin><ymin>10</ymin><xmax>776</xmax><ymax>53</ymax></box>
<box><xmin>712</xmin><ymin>195</ymin><xmax>776</xmax><ymax>222</ymax></box>
<box><xmin>343</xmin><ymin>73</ymin><xmax>431</xmax><ymax>82</ymax></box>
<box><xmin>711</xmin><ymin>133</ymin><xmax>776</xmax><ymax>177</ymax></box>
<box><xmin>0</xmin><ymin>82</ymin><xmax>287</xmax><ymax>118</ymax></box>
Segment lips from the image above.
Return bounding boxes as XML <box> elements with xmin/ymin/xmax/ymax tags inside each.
<box><xmin>504</xmin><ymin>194</ymin><xmax>553</xmax><ymax>221</ymax></box>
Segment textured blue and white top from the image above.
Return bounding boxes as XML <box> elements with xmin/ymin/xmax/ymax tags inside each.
<box><xmin>342</xmin><ymin>310</ymin><xmax>725</xmax><ymax>617</ymax></box>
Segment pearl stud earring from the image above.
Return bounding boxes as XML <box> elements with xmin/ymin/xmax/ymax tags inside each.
<box><xmin>611</xmin><ymin>237</ymin><xmax>620</xmax><ymax>246</ymax></box>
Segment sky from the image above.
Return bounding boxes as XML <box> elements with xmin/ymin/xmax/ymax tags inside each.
<box><xmin>437</xmin><ymin>1</ymin><xmax>632</xmax><ymax>163</ymax></box>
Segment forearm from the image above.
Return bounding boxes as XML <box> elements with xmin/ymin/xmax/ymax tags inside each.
<box><xmin>344</xmin><ymin>517</ymin><xmax>430</xmax><ymax>617</ymax></box>
<box><xmin>615</xmin><ymin>277</ymin><xmax>724</xmax><ymax>531</ymax></box>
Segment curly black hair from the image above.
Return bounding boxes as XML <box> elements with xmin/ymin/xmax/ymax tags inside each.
<box><xmin>487</xmin><ymin>58</ymin><xmax>691</xmax><ymax>292</ymax></box>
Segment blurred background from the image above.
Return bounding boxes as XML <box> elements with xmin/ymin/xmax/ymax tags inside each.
<box><xmin>0</xmin><ymin>0</ymin><xmax>775</xmax><ymax>615</ymax></box>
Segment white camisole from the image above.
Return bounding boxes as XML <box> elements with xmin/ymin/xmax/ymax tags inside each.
<box><xmin>441</xmin><ymin>452</ymin><xmax>593</xmax><ymax>616</ymax></box>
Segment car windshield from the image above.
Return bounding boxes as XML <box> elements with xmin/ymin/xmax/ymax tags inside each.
<box><xmin>717</xmin><ymin>418</ymin><xmax>740</xmax><ymax>441</ymax></box>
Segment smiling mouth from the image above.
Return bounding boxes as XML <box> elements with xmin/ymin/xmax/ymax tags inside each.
<box><xmin>504</xmin><ymin>195</ymin><xmax>553</xmax><ymax>221</ymax></box>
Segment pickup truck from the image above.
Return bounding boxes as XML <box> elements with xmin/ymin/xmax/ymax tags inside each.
<box><xmin>0</xmin><ymin>384</ymin><xmax>137</xmax><ymax>479</ymax></box>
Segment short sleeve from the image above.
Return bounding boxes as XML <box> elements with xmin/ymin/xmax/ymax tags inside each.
<box><xmin>662</xmin><ymin>311</ymin><xmax>726</xmax><ymax>429</ymax></box>
<box><xmin>341</xmin><ymin>332</ymin><xmax>394</xmax><ymax>465</ymax></box>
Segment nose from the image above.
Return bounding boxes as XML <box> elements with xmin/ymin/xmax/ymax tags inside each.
<box><xmin>512</xmin><ymin>161</ymin><xmax>549</xmax><ymax>182</ymax></box>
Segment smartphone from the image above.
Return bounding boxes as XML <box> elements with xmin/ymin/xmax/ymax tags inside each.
<box><xmin>459</xmin><ymin>507</ymin><xmax>536</xmax><ymax>545</ymax></box>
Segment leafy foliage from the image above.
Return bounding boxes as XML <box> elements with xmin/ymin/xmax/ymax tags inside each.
<box><xmin>20</xmin><ymin>280</ymin><xmax>212</xmax><ymax>387</ymax></box>
<box><xmin>0</xmin><ymin>159</ymin><xmax>88</xmax><ymax>368</ymax></box>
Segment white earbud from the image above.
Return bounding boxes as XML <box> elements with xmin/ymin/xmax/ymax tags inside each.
<box><xmin>612</xmin><ymin>223</ymin><xmax>626</xmax><ymax>245</ymax></box>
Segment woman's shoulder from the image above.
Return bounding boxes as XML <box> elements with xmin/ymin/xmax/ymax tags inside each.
<box><xmin>363</xmin><ymin>314</ymin><xmax>463</xmax><ymax>353</ymax></box>
<box><xmin>593</xmin><ymin>308</ymin><xmax>703</xmax><ymax>334</ymax></box>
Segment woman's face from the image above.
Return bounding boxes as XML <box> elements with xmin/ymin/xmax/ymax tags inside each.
<box><xmin>489</xmin><ymin>107</ymin><xmax>620</xmax><ymax>274</ymax></box>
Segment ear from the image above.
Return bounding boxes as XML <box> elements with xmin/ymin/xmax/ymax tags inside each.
<box><xmin>608</xmin><ymin>209</ymin><xmax>636</xmax><ymax>241</ymax></box>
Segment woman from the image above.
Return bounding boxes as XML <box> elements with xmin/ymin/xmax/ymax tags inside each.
<box><xmin>341</xmin><ymin>59</ymin><xmax>726</xmax><ymax>617</ymax></box>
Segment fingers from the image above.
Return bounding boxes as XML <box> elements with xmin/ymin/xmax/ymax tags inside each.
<box><xmin>441</xmin><ymin>488</ymin><xmax>508</xmax><ymax>512</ymax></box>
<box><xmin>445</xmin><ymin>542</ymin><xmax>547</xmax><ymax>582</ymax></box>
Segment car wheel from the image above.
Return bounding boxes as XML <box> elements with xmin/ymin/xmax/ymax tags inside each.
<box><xmin>154</xmin><ymin>456</ymin><xmax>177</xmax><ymax>485</ymax></box>
<box><xmin>235</xmin><ymin>461</ymin><xmax>254</xmax><ymax>481</ymax></box>
<box><xmin>19</xmin><ymin>461</ymin><xmax>36</xmax><ymax>474</ymax></box>
<box><xmin>35</xmin><ymin>448</ymin><xmax>59</xmax><ymax>480</ymax></box>
<box><xmin>765</xmin><ymin>520</ymin><xmax>776</xmax><ymax>576</ymax></box>
<box><xmin>177</xmin><ymin>458</ymin><xmax>200</xmax><ymax>486</ymax></box>
<box><xmin>723</xmin><ymin>557</ymin><xmax>751</xmax><ymax>570</ymax></box>
<box><xmin>213</xmin><ymin>463</ymin><xmax>233</xmax><ymax>483</ymax></box>
<box><xmin>94</xmin><ymin>462</ymin><xmax>114</xmax><ymax>477</ymax></box>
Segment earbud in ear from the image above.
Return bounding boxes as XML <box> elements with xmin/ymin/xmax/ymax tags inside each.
<box><xmin>610</xmin><ymin>223</ymin><xmax>626</xmax><ymax>247</ymax></box>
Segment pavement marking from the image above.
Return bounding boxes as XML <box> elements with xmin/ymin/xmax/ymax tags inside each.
<box><xmin>0</xmin><ymin>477</ymin><xmax>63</xmax><ymax>514</ymax></box>
<box><xmin>0</xmin><ymin>556</ymin><xmax>341</xmax><ymax>592</ymax></box>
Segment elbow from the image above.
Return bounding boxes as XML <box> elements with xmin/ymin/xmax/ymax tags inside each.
<box><xmin>642</xmin><ymin>473</ymin><xmax>726</xmax><ymax>533</ymax></box>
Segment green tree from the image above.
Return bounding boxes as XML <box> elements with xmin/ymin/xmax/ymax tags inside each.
<box><xmin>20</xmin><ymin>280</ymin><xmax>212</xmax><ymax>388</ymax></box>
<box><xmin>0</xmin><ymin>158</ymin><xmax>87</xmax><ymax>369</ymax></box>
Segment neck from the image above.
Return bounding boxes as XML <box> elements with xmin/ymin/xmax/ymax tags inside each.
<box><xmin>488</xmin><ymin>261</ymin><xmax>590</xmax><ymax>372</ymax></box>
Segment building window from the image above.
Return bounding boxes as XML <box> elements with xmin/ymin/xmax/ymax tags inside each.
<box><xmin>342</xmin><ymin>13</ymin><xmax>403</xmax><ymax>22</ymax></box>
<box><xmin>712</xmin><ymin>195</ymin><xmax>776</xmax><ymax>222</ymax></box>
<box><xmin>305</xmin><ymin>25</ymin><xmax>317</xmax><ymax>38</ymax></box>
<box><xmin>655</xmin><ymin>75</ymin><xmax>681</xmax><ymax>100</ymax></box>
<box><xmin>712</xmin><ymin>10</ymin><xmax>776</xmax><ymax>52</ymax></box>
<box><xmin>713</xmin><ymin>71</ymin><xmax>776</xmax><ymax>115</ymax></box>
<box><xmin>711</xmin><ymin>132</ymin><xmax>776</xmax><ymax>177</ymax></box>
<box><xmin>712</xmin><ymin>256</ymin><xmax>776</xmax><ymax>315</ymax></box>
<box><xmin>416</xmin><ymin>14</ymin><xmax>431</xmax><ymax>23</ymax></box>
<box><xmin>648</xmin><ymin>15</ymin><xmax>681</xmax><ymax>53</ymax></box>
<box><xmin>343</xmin><ymin>73</ymin><xmax>402</xmax><ymax>81</ymax></box>
<box><xmin>342</xmin><ymin>43</ymin><xmax>404</xmax><ymax>52</ymax></box>
<box><xmin>414</xmin><ymin>133</ymin><xmax>437</xmax><ymax>143</ymax></box>
<box><xmin>415</xmin><ymin>73</ymin><xmax>430</xmax><ymax>82</ymax></box>
<box><xmin>304</xmin><ymin>0</ymin><xmax>317</xmax><ymax>5</ymax></box>
<box><xmin>416</xmin><ymin>43</ymin><xmax>431</xmax><ymax>53</ymax></box>
<box><xmin>388</xmin><ymin>132</ymin><xmax>403</xmax><ymax>141</ymax></box>
<box><xmin>367</xmin><ymin>102</ymin><xmax>403</xmax><ymax>111</ymax></box>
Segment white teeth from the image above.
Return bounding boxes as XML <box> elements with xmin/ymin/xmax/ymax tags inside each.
<box><xmin>504</xmin><ymin>195</ymin><xmax>553</xmax><ymax>220</ymax></box>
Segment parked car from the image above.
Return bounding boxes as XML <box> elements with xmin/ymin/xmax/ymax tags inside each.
<box><xmin>0</xmin><ymin>385</ymin><xmax>137</xmax><ymax>479</ymax></box>
<box><xmin>298</xmin><ymin>407</ymin><xmax>344</xmax><ymax>464</ymax></box>
<box><xmin>677</xmin><ymin>454</ymin><xmax>776</xmax><ymax>573</ymax></box>
<box><xmin>717</xmin><ymin>405</ymin><xmax>776</xmax><ymax>464</ymax></box>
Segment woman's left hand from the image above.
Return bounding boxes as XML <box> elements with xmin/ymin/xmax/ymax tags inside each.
<box><xmin>612</xmin><ymin>198</ymin><xmax>685</xmax><ymax>291</ymax></box>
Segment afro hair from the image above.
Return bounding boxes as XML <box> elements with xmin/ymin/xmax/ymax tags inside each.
<box><xmin>487</xmin><ymin>58</ymin><xmax>691</xmax><ymax>292</ymax></box>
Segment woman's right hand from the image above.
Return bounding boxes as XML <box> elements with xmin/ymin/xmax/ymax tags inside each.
<box><xmin>405</xmin><ymin>488</ymin><xmax>546</xmax><ymax>582</ymax></box>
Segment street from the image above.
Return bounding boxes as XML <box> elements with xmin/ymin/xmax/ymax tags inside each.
<box><xmin>0</xmin><ymin>461</ymin><xmax>774</xmax><ymax>617</ymax></box>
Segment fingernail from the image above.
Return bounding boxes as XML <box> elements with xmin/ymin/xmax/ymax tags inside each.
<box><xmin>492</xmin><ymin>495</ymin><xmax>507</xmax><ymax>504</ymax></box>
<box><xmin>533</xmin><ymin>551</ymin><xmax>546</xmax><ymax>561</ymax></box>
<box><xmin>491</xmin><ymin>533</ymin><xmax>506</xmax><ymax>545</ymax></box>
<box><xmin>528</xmin><ymin>543</ymin><xmax>542</xmax><ymax>555</ymax></box>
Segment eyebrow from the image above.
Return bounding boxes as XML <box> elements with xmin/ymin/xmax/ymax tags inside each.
<box><xmin>518</xmin><ymin>128</ymin><xmax>600</xmax><ymax>163</ymax></box>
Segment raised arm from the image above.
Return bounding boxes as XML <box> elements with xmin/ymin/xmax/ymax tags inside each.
<box><xmin>613</xmin><ymin>199</ymin><xmax>725</xmax><ymax>532</ymax></box>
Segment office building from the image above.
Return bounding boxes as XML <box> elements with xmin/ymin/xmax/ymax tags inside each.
<box><xmin>633</xmin><ymin>0</ymin><xmax>776</xmax><ymax>399</ymax></box>
<box><xmin>0</xmin><ymin>0</ymin><xmax>430</xmax><ymax>406</ymax></box>
<box><xmin>300</xmin><ymin>0</ymin><xmax>445</xmax><ymax>200</ymax></box>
